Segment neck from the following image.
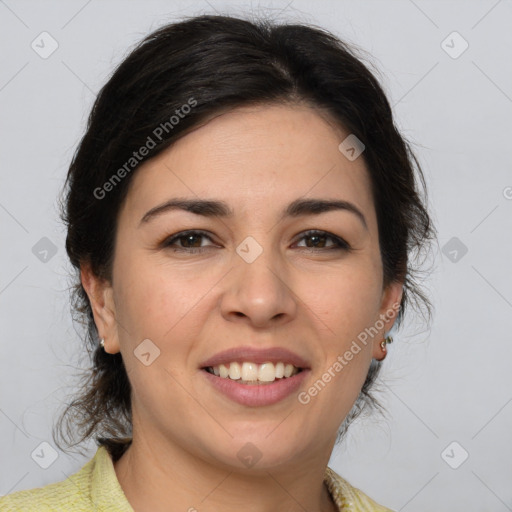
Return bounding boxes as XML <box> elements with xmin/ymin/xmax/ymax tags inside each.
<box><xmin>113</xmin><ymin>429</ymin><xmax>338</xmax><ymax>512</ymax></box>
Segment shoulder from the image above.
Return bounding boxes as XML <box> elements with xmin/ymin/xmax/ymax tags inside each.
<box><xmin>0</xmin><ymin>448</ymin><xmax>105</xmax><ymax>512</ymax></box>
<box><xmin>0</xmin><ymin>465</ymin><xmax>93</xmax><ymax>511</ymax></box>
<box><xmin>324</xmin><ymin>466</ymin><xmax>395</xmax><ymax>512</ymax></box>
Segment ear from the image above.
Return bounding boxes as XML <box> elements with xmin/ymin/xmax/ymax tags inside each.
<box><xmin>371</xmin><ymin>280</ymin><xmax>403</xmax><ymax>360</ymax></box>
<box><xmin>80</xmin><ymin>262</ymin><xmax>120</xmax><ymax>354</ymax></box>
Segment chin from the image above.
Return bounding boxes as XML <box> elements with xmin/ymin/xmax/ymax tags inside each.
<box><xmin>210</xmin><ymin>433</ymin><xmax>307</xmax><ymax>473</ymax></box>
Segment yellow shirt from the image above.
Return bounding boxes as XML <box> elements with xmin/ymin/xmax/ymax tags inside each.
<box><xmin>0</xmin><ymin>446</ymin><xmax>394</xmax><ymax>511</ymax></box>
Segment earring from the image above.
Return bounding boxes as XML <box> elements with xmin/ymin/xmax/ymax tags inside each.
<box><xmin>380</xmin><ymin>335</ymin><xmax>393</xmax><ymax>351</ymax></box>
<box><xmin>100</xmin><ymin>338</ymin><xmax>105</xmax><ymax>348</ymax></box>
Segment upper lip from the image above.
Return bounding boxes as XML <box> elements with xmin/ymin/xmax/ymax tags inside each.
<box><xmin>200</xmin><ymin>346</ymin><xmax>311</xmax><ymax>369</ymax></box>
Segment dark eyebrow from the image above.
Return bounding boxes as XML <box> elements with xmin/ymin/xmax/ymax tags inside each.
<box><xmin>139</xmin><ymin>197</ymin><xmax>368</xmax><ymax>230</ymax></box>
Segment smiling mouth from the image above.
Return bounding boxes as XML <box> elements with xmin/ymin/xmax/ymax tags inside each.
<box><xmin>202</xmin><ymin>361</ymin><xmax>303</xmax><ymax>385</ymax></box>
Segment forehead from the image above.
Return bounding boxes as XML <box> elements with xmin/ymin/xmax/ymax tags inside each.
<box><xmin>121</xmin><ymin>104</ymin><xmax>376</xmax><ymax>228</ymax></box>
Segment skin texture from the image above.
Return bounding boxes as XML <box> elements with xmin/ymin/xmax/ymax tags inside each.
<box><xmin>81</xmin><ymin>104</ymin><xmax>403</xmax><ymax>512</ymax></box>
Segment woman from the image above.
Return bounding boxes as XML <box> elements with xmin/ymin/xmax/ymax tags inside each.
<box><xmin>0</xmin><ymin>13</ymin><xmax>435</xmax><ymax>512</ymax></box>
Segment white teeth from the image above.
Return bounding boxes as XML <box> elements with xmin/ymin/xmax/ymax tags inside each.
<box><xmin>241</xmin><ymin>362</ymin><xmax>258</xmax><ymax>381</ymax></box>
<box><xmin>228</xmin><ymin>362</ymin><xmax>241</xmax><ymax>380</ymax></box>
<box><xmin>258</xmin><ymin>362</ymin><xmax>276</xmax><ymax>382</ymax></box>
<box><xmin>207</xmin><ymin>361</ymin><xmax>301</xmax><ymax>382</ymax></box>
<box><xmin>219</xmin><ymin>364</ymin><xmax>229</xmax><ymax>378</ymax></box>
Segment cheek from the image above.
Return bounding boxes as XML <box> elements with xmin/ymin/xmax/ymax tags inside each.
<box><xmin>298</xmin><ymin>269</ymin><xmax>379</xmax><ymax>421</ymax></box>
<box><xmin>295</xmin><ymin>261</ymin><xmax>381</xmax><ymax>405</ymax></box>
<box><xmin>300</xmin><ymin>260</ymin><xmax>383</xmax><ymax>339</ymax></box>
<box><xmin>113</xmin><ymin>252</ymin><xmax>219</xmax><ymax>346</ymax></box>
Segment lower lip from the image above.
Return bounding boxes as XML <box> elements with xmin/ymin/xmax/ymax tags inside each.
<box><xmin>201</xmin><ymin>368</ymin><xmax>310</xmax><ymax>407</ymax></box>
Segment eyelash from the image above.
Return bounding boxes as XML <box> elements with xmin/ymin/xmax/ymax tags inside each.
<box><xmin>161</xmin><ymin>229</ymin><xmax>350</xmax><ymax>254</ymax></box>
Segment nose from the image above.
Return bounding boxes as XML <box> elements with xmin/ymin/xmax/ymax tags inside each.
<box><xmin>220</xmin><ymin>245</ymin><xmax>298</xmax><ymax>328</ymax></box>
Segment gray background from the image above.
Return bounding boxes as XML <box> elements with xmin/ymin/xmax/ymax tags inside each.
<box><xmin>1</xmin><ymin>1</ymin><xmax>511</xmax><ymax>510</ymax></box>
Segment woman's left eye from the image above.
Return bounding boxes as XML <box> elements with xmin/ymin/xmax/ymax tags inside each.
<box><xmin>294</xmin><ymin>230</ymin><xmax>350</xmax><ymax>251</ymax></box>
<box><xmin>161</xmin><ymin>229</ymin><xmax>350</xmax><ymax>253</ymax></box>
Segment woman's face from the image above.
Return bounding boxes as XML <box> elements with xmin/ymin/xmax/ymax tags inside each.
<box><xmin>86</xmin><ymin>104</ymin><xmax>402</xmax><ymax>471</ymax></box>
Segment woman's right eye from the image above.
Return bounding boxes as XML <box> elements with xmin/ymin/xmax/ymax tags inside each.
<box><xmin>162</xmin><ymin>230</ymin><xmax>217</xmax><ymax>253</ymax></box>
